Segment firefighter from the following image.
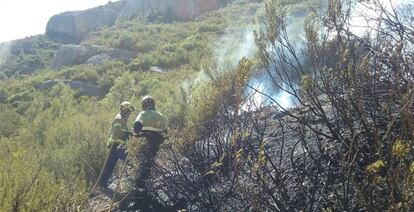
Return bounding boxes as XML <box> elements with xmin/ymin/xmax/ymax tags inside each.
<box><xmin>119</xmin><ymin>95</ymin><xmax>167</xmax><ymax>210</ymax></box>
<box><xmin>97</xmin><ymin>101</ymin><xmax>134</xmax><ymax>188</ymax></box>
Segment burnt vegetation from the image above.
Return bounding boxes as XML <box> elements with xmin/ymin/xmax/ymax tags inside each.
<box><xmin>1</xmin><ymin>0</ymin><xmax>414</xmax><ymax>211</ymax></box>
<box><xmin>149</xmin><ymin>0</ymin><xmax>414</xmax><ymax>211</ymax></box>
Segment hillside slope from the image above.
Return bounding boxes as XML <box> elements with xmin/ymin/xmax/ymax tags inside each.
<box><xmin>3</xmin><ymin>0</ymin><xmax>411</xmax><ymax>211</ymax></box>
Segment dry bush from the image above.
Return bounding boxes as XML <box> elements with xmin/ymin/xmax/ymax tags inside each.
<box><xmin>145</xmin><ymin>0</ymin><xmax>414</xmax><ymax>211</ymax></box>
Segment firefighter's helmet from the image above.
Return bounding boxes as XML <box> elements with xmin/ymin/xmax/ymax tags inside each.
<box><xmin>120</xmin><ymin>101</ymin><xmax>134</xmax><ymax>113</ymax></box>
<box><xmin>141</xmin><ymin>95</ymin><xmax>155</xmax><ymax>110</ymax></box>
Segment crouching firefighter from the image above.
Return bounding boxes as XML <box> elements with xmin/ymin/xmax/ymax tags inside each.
<box><xmin>119</xmin><ymin>95</ymin><xmax>167</xmax><ymax>210</ymax></box>
<box><xmin>96</xmin><ymin>101</ymin><xmax>134</xmax><ymax>189</ymax></box>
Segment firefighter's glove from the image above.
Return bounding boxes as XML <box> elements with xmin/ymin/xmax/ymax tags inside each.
<box><xmin>117</xmin><ymin>144</ymin><xmax>127</xmax><ymax>151</ymax></box>
<box><xmin>123</xmin><ymin>132</ymin><xmax>133</xmax><ymax>140</ymax></box>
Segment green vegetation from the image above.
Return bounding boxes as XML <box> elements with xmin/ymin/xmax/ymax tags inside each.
<box><xmin>83</xmin><ymin>2</ymin><xmax>261</xmax><ymax>71</ymax></box>
<box><xmin>0</xmin><ymin>2</ymin><xmax>264</xmax><ymax>208</ymax></box>
<box><xmin>0</xmin><ymin>35</ymin><xmax>59</xmax><ymax>76</ymax></box>
<box><xmin>6</xmin><ymin>0</ymin><xmax>413</xmax><ymax>211</ymax></box>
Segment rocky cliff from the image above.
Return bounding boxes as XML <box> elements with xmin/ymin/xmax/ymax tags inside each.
<box><xmin>118</xmin><ymin>0</ymin><xmax>231</xmax><ymax>21</ymax></box>
<box><xmin>46</xmin><ymin>0</ymin><xmax>235</xmax><ymax>44</ymax></box>
<box><xmin>46</xmin><ymin>3</ymin><xmax>123</xmax><ymax>44</ymax></box>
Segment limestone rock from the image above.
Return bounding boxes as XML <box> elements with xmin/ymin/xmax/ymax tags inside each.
<box><xmin>50</xmin><ymin>45</ymin><xmax>95</xmax><ymax>70</ymax></box>
<box><xmin>149</xmin><ymin>66</ymin><xmax>165</xmax><ymax>73</ymax></box>
<box><xmin>46</xmin><ymin>3</ymin><xmax>123</xmax><ymax>44</ymax></box>
<box><xmin>85</xmin><ymin>54</ymin><xmax>111</xmax><ymax>65</ymax></box>
<box><xmin>46</xmin><ymin>0</ymin><xmax>236</xmax><ymax>44</ymax></box>
<box><xmin>118</xmin><ymin>0</ymin><xmax>231</xmax><ymax>21</ymax></box>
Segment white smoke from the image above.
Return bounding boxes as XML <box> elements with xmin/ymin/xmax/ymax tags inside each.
<box><xmin>239</xmin><ymin>9</ymin><xmax>308</xmax><ymax>112</ymax></box>
<box><xmin>0</xmin><ymin>41</ymin><xmax>12</xmax><ymax>67</ymax></box>
<box><xmin>243</xmin><ymin>0</ymin><xmax>414</xmax><ymax>112</ymax></box>
<box><xmin>213</xmin><ymin>0</ymin><xmax>414</xmax><ymax>112</ymax></box>
<box><xmin>211</xmin><ymin>27</ymin><xmax>271</xmax><ymax>112</ymax></box>
<box><xmin>348</xmin><ymin>0</ymin><xmax>414</xmax><ymax>36</ymax></box>
<box><xmin>241</xmin><ymin>74</ymin><xmax>298</xmax><ymax>112</ymax></box>
<box><xmin>205</xmin><ymin>1</ymin><xmax>332</xmax><ymax>112</ymax></box>
<box><xmin>213</xmin><ymin>27</ymin><xmax>256</xmax><ymax>70</ymax></box>
<box><xmin>208</xmin><ymin>1</ymin><xmax>313</xmax><ymax>112</ymax></box>
<box><xmin>181</xmin><ymin>70</ymin><xmax>209</xmax><ymax>92</ymax></box>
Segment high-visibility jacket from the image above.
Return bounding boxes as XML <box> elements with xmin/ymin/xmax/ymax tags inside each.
<box><xmin>108</xmin><ymin>113</ymin><xmax>131</xmax><ymax>146</ymax></box>
<box><xmin>134</xmin><ymin>110</ymin><xmax>167</xmax><ymax>132</ymax></box>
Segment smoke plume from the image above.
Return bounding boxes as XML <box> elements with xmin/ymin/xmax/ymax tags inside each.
<box><xmin>0</xmin><ymin>41</ymin><xmax>12</xmax><ymax>67</ymax></box>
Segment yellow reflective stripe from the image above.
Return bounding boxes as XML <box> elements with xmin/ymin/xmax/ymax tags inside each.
<box><xmin>113</xmin><ymin>123</ymin><xmax>129</xmax><ymax>132</ymax></box>
<box><xmin>108</xmin><ymin>139</ymin><xmax>127</xmax><ymax>145</ymax></box>
<box><xmin>113</xmin><ymin>123</ymin><xmax>122</xmax><ymax>128</ymax></box>
<box><xmin>142</xmin><ymin>126</ymin><xmax>164</xmax><ymax>132</ymax></box>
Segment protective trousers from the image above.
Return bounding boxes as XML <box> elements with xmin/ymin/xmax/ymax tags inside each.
<box><xmin>119</xmin><ymin>131</ymin><xmax>163</xmax><ymax>209</ymax></box>
<box><xmin>98</xmin><ymin>144</ymin><xmax>127</xmax><ymax>187</ymax></box>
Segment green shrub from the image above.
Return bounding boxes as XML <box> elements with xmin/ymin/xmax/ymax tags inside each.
<box><xmin>0</xmin><ymin>105</ymin><xmax>21</xmax><ymax>137</ymax></box>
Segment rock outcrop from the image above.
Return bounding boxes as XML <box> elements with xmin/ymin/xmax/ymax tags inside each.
<box><xmin>46</xmin><ymin>0</ymin><xmax>236</xmax><ymax>44</ymax></box>
<box><xmin>149</xmin><ymin>66</ymin><xmax>165</xmax><ymax>73</ymax></box>
<box><xmin>46</xmin><ymin>2</ymin><xmax>124</xmax><ymax>44</ymax></box>
<box><xmin>51</xmin><ymin>44</ymin><xmax>135</xmax><ymax>70</ymax></box>
<box><xmin>118</xmin><ymin>0</ymin><xmax>231</xmax><ymax>21</ymax></box>
<box><xmin>0</xmin><ymin>36</ymin><xmax>60</xmax><ymax>75</ymax></box>
<box><xmin>50</xmin><ymin>45</ymin><xmax>95</xmax><ymax>70</ymax></box>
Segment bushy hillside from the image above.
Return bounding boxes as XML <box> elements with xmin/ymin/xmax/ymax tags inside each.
<box><xmin>0</xmin><ymin>36</ymin><xmax>59</xmax><ymax>77</ymax></box>
<box><xmin>0</xmin><ymin>1</ymin><xmax>267</xmax><ymax>210</ymax></box>
<box><xmin>2</xmin><ymin>0</ymin><xmax>413</xmax><ymax>211</ymax></box>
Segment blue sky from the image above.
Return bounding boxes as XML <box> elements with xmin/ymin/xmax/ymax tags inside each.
<box><xmin>0</xmin><ymin>0</ymin><xmax>117</xmax><ymax>43</ymax></box>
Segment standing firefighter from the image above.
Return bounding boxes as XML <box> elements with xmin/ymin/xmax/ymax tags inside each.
<box><xmin>119</xmin><ymin>95</ymin><xmax>167</xmax><ymax>210</ymax></box>
<box><xmin>97</xmin><ymin>101</ymin><xmax>134</xmax><ymax>188</ymax></box>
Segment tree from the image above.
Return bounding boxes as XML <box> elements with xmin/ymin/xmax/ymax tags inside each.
<box><xmin>107</xmin><ymin>72</ymin><xmax>136</xmax><ymax>105</ymax></box>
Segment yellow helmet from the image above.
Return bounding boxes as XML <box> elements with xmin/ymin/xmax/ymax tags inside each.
<box><xmin>120</xmin><ymin>101</ymin><xmax>134</xmax><ymax>113</ymax></box>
